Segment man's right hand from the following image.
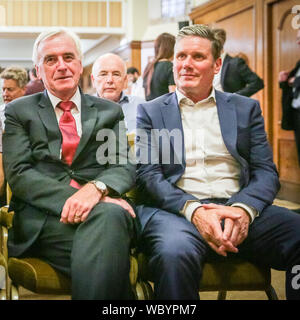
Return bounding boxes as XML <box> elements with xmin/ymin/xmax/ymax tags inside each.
<box><xmin>278</xmin><ymin>70</ymin><xmax>289</xmax><ymax>83</ymax></box>
<box><xmin>192</xmin><ymin>206</ymin><xmax>241</xmax><ymax>256</ymax></box>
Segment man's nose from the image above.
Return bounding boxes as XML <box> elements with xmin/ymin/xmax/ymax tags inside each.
<box><xmin>182</xmin><ymin>55</ymin><xmax>193</xmax><ymax>68</ymax></box>
<box><xmin>2</xmin><ymin>88</ymin><xmax>9</xmax><ymax>96</ymax></box>
<box><xmin>56</xmin><ymin>56</ymin><xmax>67</xmax><ymax>69</ymax></box>
<box><xmin>105</xmin><ymin>74</ymin><xmax>114</xmax><ymax>83</ymax></box>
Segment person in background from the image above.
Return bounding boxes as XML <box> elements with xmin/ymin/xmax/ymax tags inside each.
<box><xmin>0</xmin><ymin>121</ymin><xmax>4</xmax><ymax>205</ymax></box>
<box><xmin>3</xmin><ymin>27</ymin><xmax>136</xmax><ymax>300</ymax></box>
<box><xmin>279</xmin><ymin>28</ymin><xmax>300</xmax><ymax>166</ymax></box>
<box><xmin>143</xmin><ymin>33</ymin><xmax>176</xmax><ymax>101</ymax></box>
<box><xmin>0</xmin><ymin>66</ymin><xmax>28</xmax><ymax>129</ymax></box>
<box><xmin>136</xmin><ymin>24</ymin><xmax>300</xmax><ymax>300</ymax></box>
<box><xmin>92</xmin><ymin>53</ymin><xmax>145</xmax><ymax>133</ymax></box>
<box><xmin>126</xmin><ymin>67</ymin><xmax>145</xmax><ymax>99</ymax></box>
<box><xmin>213</xmin><ymin>28</ymin><xmax>264</xmax><ymax>97</ymax></box>
<box><xmin>25</xmin><ymin>67</ymin><xmax>45</xmax><ymax>95</ymax></box>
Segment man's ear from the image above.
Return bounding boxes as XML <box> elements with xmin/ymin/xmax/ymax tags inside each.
<box><xmin>35</xmin><ymin>65</ymin><xmax>42</xmax><ymax>80</ymax></box>
<box><xmin>214</xmin><ymin>57</ymin><xmax>222</xmax><ymax>75</ymax></box>
<box><xmin>91</xmin><ymin>74</ymin><xmax>96</xmax><ymax>89</ymax></box>
<box><xmin>123</xmin><ymin>74</ymin><xmax>128</xmax><ymax>90</ymax></box>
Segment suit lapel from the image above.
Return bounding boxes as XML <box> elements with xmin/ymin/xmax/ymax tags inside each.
<box><xmin>72</xmin><ymin>93</ymin><xmax>97</xmax><ymax>163</ymax></box>
<box><xmin>215</xmin><ymin>90</ymin><xmax>241</xmax><ymax>162</ymax></box>
<box><xmin>160</xmin><ymin>93</ymin><xmax>185</xmax><ymax>166</ymax></box>
<box><xmin>37</xmin><ymin>91</ymin><xmax>61</xmax><ymax>158</ymax></box>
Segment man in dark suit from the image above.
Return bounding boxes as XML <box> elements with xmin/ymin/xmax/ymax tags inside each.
<box><xmin>213</xmin><ymin>28</ymin><xmax>264</xmax><ymax>97</ymax></box>
<box><xmin>279</xmin><ymin>29</ymin><xmax>300</xmax><ymax>165</ymax></box>
<box><xmin>136</xmin><ymin>24</ymin><xmax>300</xmax><ymax>300</ymax></box>
<box><xmin>3</xmin><ymin>27</ymin><xmax>136</xmax><ymax>299</ymax></box>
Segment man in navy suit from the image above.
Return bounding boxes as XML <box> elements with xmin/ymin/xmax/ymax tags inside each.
<box><xmin>136</xmin><ymin>24</ymin><xmax>300</xmax><ymax>300</ymax></box>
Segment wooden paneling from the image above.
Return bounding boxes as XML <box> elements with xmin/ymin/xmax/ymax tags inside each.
<box><xmin>27</xmin><ymin>1</ymin><xmax>38</xmax><ymax>26</ymax></box>
<box><xmin>191</xmin><ymin>0</ymin><xmax>255</xmax><ymax>25</ymax></box>
<box><xmin>0</xmin><ymin>0</ymin><xmax>121</xmax><ymax>28</ymax></box>
<box><xmin>109</xmin><ymin>2</ymin><xmax>122</xmax><ymax>28</ymax></box>
<box><xmin>72</xmin><ymin>1</ymin><xmax>83</xmax><ymax>27</ymax></box>
<box><xmin>270</xmin><ymin>0</ymin><xmax>300</xmax><ymax>196</ymax></box>
<box><xmin>114</xmin><ymin>41</ymin><xmax>142</xmax><ymax>72</ymax></box>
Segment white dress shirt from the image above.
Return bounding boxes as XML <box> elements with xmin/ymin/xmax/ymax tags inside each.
<box><xmin>175</xmin><ymin>89</ymin><xmax>257</xmax><ymax>223</ymax></box>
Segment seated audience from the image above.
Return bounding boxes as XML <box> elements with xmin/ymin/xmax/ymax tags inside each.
<box><xmin>126</xmin><ymin>67</ymin><xmax>145</xmax><ymax>99</ymax></box>
<box><xmin>91</xmin><ymin>53</ymin><xmax>145</xmax><ymax>133</ymax></box>
<box><xmin>25</xmin><ymin>67</ymin><xmax>45</xmax><ymax>95</ymax></box>
<box><xmin>0</xmin><ymin>66</ymin><xmax>28</xmax><ymax>129</ymax></box>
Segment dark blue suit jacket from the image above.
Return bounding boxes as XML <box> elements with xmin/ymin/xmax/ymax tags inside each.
<box><xmin>136</xmin><ymin>90</ymin><xmax>279</xmax><ymax>230</ymax></box>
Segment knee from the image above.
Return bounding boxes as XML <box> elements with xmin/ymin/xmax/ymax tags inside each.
<box><xmin>153</xmin><ymin>234</ymin><xmax>201</xmax><ymax>267</ymax></box>
<box><xmin>95</xmin><ymin>202</ymin><xmax>128</xmax><ymax>221</ymax></box>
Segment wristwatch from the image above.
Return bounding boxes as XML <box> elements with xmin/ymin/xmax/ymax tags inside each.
<box><xmin>89</xmin><ymin>180</ymin><xmax>108</xmax><ymax>196</ymax></box>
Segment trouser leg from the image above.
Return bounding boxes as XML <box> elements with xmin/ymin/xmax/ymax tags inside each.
<box><xmin>141</xmin><ymin>208</ymin><xmax>209</xmax><ymax>300</ymax></box>
<box><xmin>32</xmin><ymin>202</ymin><xmax>134</xmax><ymax>300</ymax></box>
<box><xmin>71</xmin><ymin>202</ymin><xmax>134</xmax><ymax>300</ymax></box>
<box><xmin>238</xmin><ymin>205</ymin><xmax>300</xmax><ymax>300</ymax></box>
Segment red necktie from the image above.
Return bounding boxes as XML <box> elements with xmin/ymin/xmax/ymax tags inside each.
<box><xmin>58</xmin><ymin>101</ymin><xmax>81</xmax><ymax>189</ymax></box>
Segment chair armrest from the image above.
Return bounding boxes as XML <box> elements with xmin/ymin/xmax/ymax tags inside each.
<box><xmin>0</xmin><ymin>252</ymin><xmax>8</xmax><ymax>299</ymax></box>
<box><xmin>0</xmin><ymin>206</ymin><xmax>14</xmax><ymax>229</ymax></box>
<box><xmin>0</xmin><ymin>206</ymin><xmax>14</xmax><ymax>262</ymax></box>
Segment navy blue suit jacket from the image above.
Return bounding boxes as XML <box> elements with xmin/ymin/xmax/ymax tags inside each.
<box><xmin>136</xmin><ymin>91</ymin><xmax>279</xmax><ymax>230</ymax></box>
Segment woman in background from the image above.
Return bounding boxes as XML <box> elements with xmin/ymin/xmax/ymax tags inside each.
<box><xmin>143</xmin><ymin>33</ymin><xmax>176</xmax><ymax>101</ymax></box>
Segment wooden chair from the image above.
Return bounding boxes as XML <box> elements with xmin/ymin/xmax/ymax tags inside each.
<box><xmin>0</xmin><ymin>186</ymin><xmax>144</xmax><ymax>300</ymax></box>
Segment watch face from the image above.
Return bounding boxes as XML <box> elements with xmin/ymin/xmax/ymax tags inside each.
<box><xmin>95</xmin><ymin>181</ymin><xmax>106</xmax><ymax>191</ymax></box>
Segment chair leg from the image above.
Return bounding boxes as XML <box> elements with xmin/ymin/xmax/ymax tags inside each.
<box><xmin>10</xmin><ymin>282</ymin><xmax>19</xmax><ymax>300</ymax></box>
<box><xmin>135</xmin><ymin>281</ymin><xmax>154</xmax><ymax>300</ymax></box>
<box><xmin>265</xmin><ymin>285</ymin><xmax>278</xmax><ymax>300</ymax></box>
<box><xmin>217</xmin><ymin>290</ymin><xmax>227</xmax><ymax>300</ymax></box>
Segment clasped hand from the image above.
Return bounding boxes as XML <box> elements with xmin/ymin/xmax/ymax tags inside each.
<box><xmin>60</xmin><ymin>183</ymin><xmax>135</xmax><ymax>224</ymax></box>
<box><xmin>192</xmin><ymin>203</ymin><xmax>250</xmax><ymax>257</ymax></box>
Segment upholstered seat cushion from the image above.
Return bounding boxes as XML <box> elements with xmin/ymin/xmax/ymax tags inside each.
<box><xmin>138</xmin><ymin>254</ymin><xmax>270</xmax><ymax>292</ymax></box>
<box><xmin>8</xmin><ymin>255</ymin><xmax>138</xmax><ymax>295</ymax></box>
<box><xmin>8</xmin><ymin>258</ymin><xmax>71</xmax><ymax>294</ymax></box>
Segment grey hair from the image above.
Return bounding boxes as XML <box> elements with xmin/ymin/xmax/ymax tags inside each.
<box><xmin>92</xmin><ymin>53</ymin><xmax>127</xmax><ymax>76</ymax></box>
<box><xmin>176</xmin><ymin>24</ymin><xmax>223</xmax><ymax>60</ymax></box>
<box><xmin>32</xmin><ymin>27</ymin><xmax>83</xmax><ymax>65</ymax></box>
<box><xmin>0</xmin><ymin>66</ymin><xmax>28</xmax><ymax>88</ymax></box>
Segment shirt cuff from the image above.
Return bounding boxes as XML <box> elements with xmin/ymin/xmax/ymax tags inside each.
<box><xmin>231</xmin><ymin>202</ymin><xmax>259</xmax><ymax>223</ymax></box>
<box><xmin>181</xmin><ymin>200</ymin><xmax>202</xmax><ymax>222</ymax></box>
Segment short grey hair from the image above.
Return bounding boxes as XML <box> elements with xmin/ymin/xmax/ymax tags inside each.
<box><xmin>92</xmin><ymin>53</ymin><xmax>127</xmax><ymax>76</ymax></box>
<box><xmin>176</xmin><ymin>24</ymin><xmax>223</xmax><ymax>61</ymax></box>
<box><xmin>0</xmin><ymin>66</ymin><xmax>28</xmax><ymax>88</ymax></box>
<box><xmin>32</xmin><ymin>27</ymin><xmax>83</xmax><ymax>65</ymax></box>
